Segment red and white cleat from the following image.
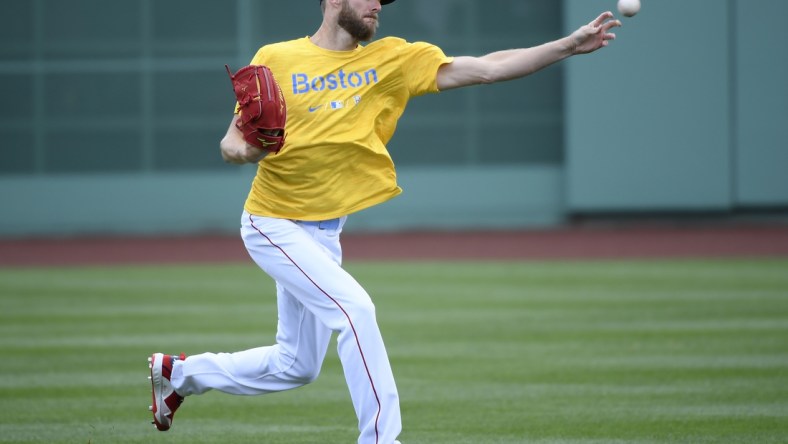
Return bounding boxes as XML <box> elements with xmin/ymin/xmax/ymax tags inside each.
<box><xmin>148</xmin><ymin>352</ymin><xmax>185</xmax><ymax>431</ymax></box>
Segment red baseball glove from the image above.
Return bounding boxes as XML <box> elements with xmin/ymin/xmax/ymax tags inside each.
<box><xmin>225</xmin><ymin>64</ymin><xmax>287</xmax><ymax>153</ymax></box>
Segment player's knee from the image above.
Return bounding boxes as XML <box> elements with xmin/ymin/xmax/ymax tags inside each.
<box><xmin>350</xmin><ymin>298</ymin><xmax>376</xmax><ymax>319</ymax></box>
<box><xmin>288</xmin><ymin>363</ymin><xmax>321</xmax><ymax>385</ymax></box>
<box><xmin>326</xmin><ymin>296</ymin><xmax>377</xmax><ymax>332</ymax></box>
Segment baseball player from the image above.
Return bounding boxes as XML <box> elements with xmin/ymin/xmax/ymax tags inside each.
<box><xmin>148</xmin><ymin>1</ymin><xmax>621</xmax><ymax>443</ymax></box>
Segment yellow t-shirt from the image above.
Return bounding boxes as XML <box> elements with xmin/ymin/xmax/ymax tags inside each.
<box><xmin>241</xmin><ymin>36</ymin><xmax>453</xmax><ymax>221</ymax></box>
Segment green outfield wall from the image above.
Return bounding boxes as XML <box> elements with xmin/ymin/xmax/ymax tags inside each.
<box><xmin>0</xmin><ymin>0</ymin><xmax>785</xmax><ymax>237</ymax></box>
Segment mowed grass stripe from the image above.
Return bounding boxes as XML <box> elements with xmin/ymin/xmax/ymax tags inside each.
<box><xmin>1</xmin><ymin>259</ymin><xmax>787</xmax><ymax>443</ymax></box>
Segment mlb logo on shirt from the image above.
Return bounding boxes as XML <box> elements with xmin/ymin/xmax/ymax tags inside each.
<box><xmin>330</xmin><ymin>101</ymin><xmax>344</xmax><ymax>109</ymax></box>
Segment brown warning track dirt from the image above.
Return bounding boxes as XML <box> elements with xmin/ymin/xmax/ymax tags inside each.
<box><xmin>1</xmin><ymin>224</ymin><xmax>787</xmax><ymax>267</ymax></box>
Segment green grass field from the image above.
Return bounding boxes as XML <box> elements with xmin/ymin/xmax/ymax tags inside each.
<box><xmin>1</xmin><ymin>259</ymin><xmax>787</xmax><ymax>443</ymax></box>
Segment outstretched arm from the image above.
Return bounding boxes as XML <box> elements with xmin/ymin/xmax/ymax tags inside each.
<box><xmin>437</xmin><ymin>11</ymin><xmax>621</xmax><ymax>91</ymax></box>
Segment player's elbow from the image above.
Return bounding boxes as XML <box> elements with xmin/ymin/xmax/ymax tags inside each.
<box><xmin>468</xmin><ymin>62</ymin><xmax>508</xmax><ymax>86</ymax></box>
<box><xmin>469</xmin><ymin>55</ymin><xmax>509</xmax><ymax>84</ymax></box>
<box><xmin>483</xmin><ymin>62</ymin><xmax>521</xmax><ymax>84</ymax></box>
<box><xmin>219</xmin><ymin>137</ymin><xmax>246</xmax><ymax>164</ymax></box>
<box><xmin>438</xmin><ymin>59</ymin><xmax>496</xmax><ymax>90</ymax></box>
<box><xmin>477</xmin><ymin>71</ymin><xmax>498</xmax><ymax>85</ymax></box>
<box><xmin>219</xmin><ymin>137</ymin><xmax>236</xmax><ymax>163</ymax></box>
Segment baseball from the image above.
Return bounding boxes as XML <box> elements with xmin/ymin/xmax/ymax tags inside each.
<box><xmin>617</xmin><ymin>0</ymin><xmax>641</xmax><ymax>17</ymax></box>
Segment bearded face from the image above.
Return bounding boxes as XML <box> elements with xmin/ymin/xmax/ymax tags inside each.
<box><xmin>337</xmin><ymin>0</ymin><xmax>379</xmax><ymax>41</ymax></box>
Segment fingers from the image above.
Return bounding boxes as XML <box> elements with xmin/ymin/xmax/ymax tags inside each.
<box><xmin>591</xmin><ymin>11</ymin><xmax>615</xmax><ymax>27</ymax></box>
<box><xmin>590</xmin><ymin>11</ymin><xmax>622</xmax><ymax>33</ymax></box>
<box><xmin>602</xmin><ymin>18</ymin><xmax>623</xmax><ymax>32</ymax></box>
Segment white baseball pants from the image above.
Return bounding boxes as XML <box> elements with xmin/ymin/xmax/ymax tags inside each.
<box><xmin>170</xmin><ymin>212</ymin><xmax>402</xmax><ymax>444</ymax></box>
